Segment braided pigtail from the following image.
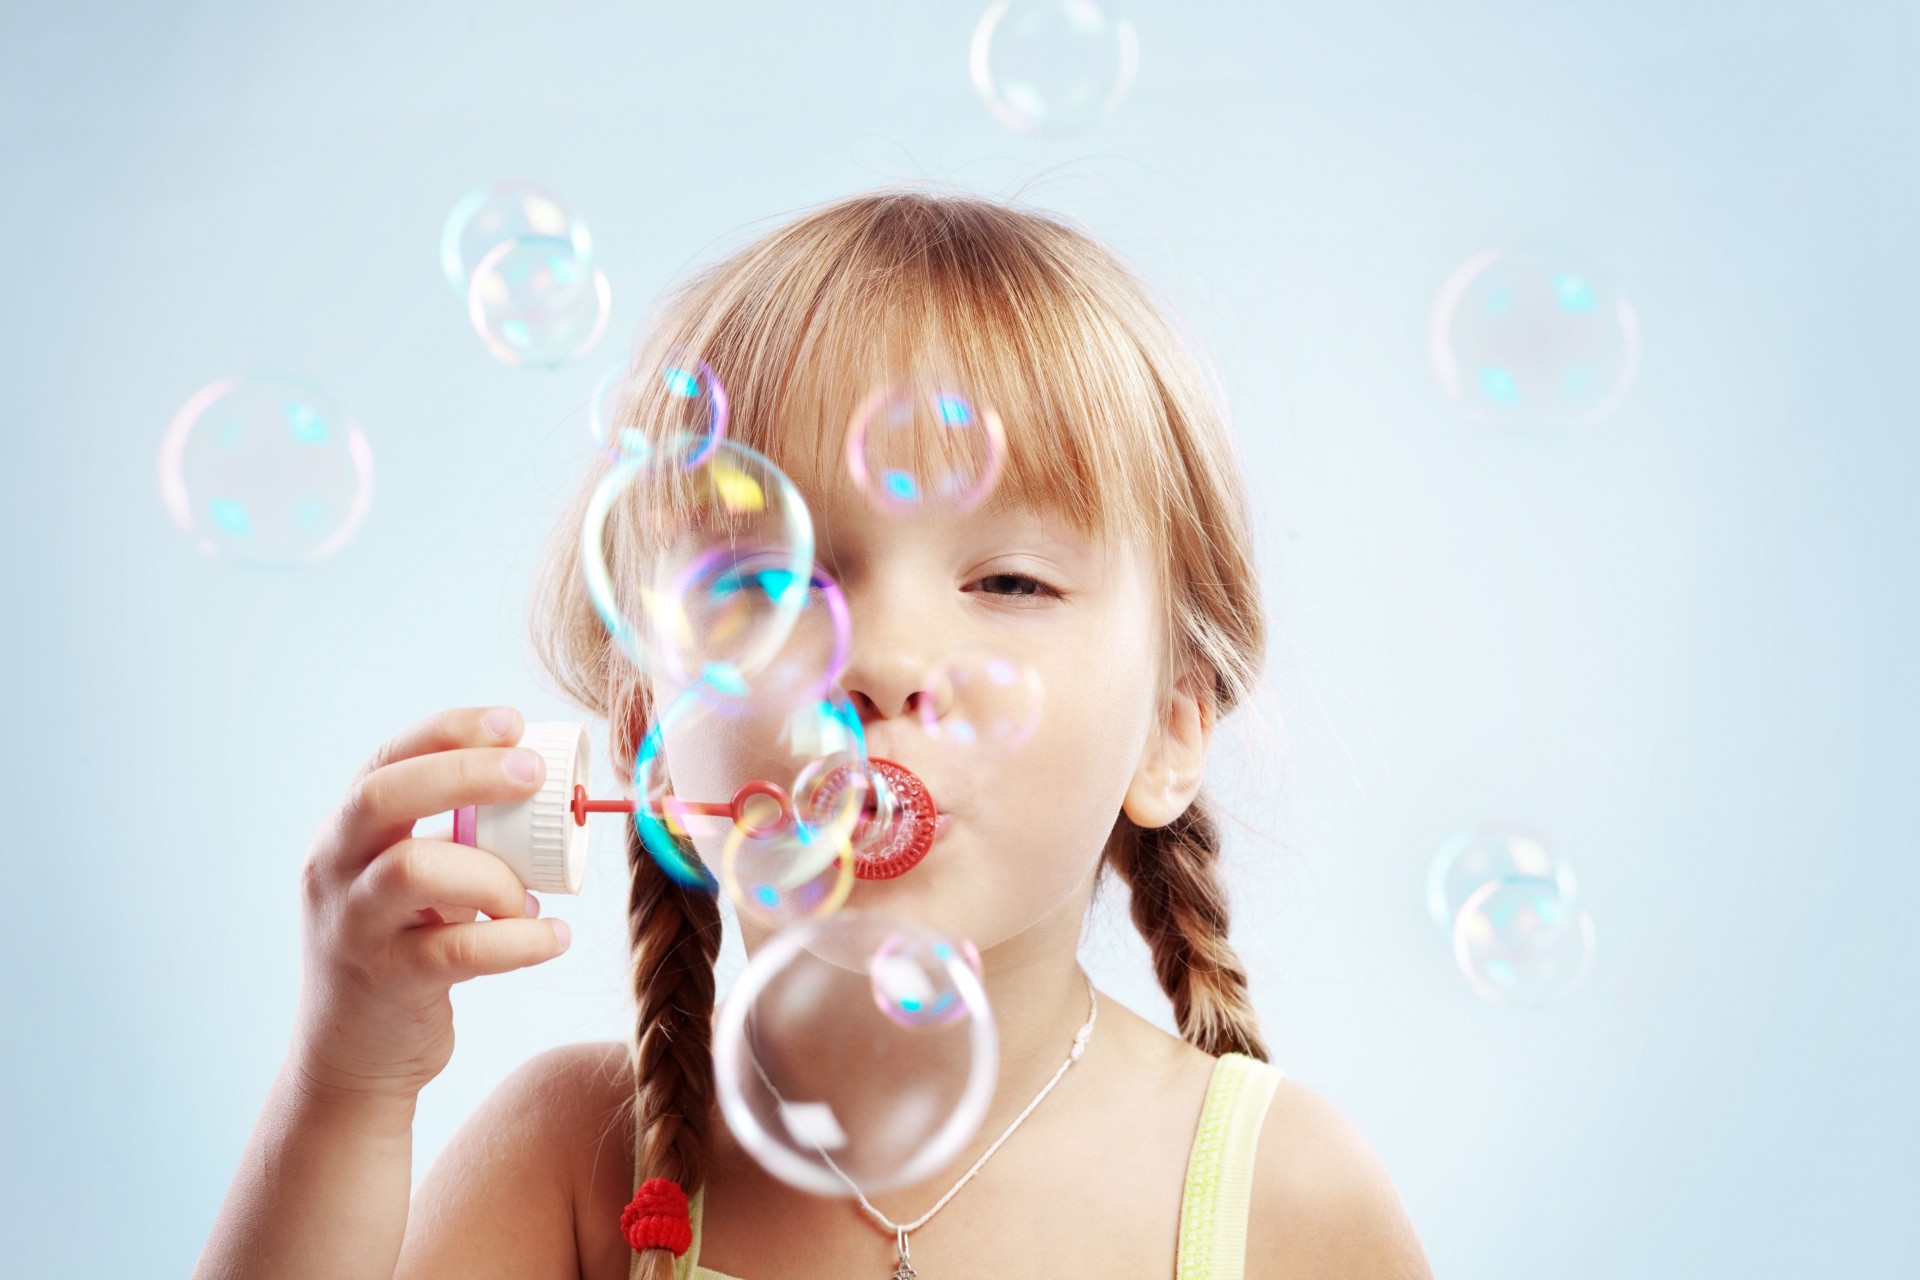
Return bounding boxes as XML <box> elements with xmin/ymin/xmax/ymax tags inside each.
<box><xmin>1107</xmin><ymin>797</ymin><xmax>1269</xmax><ymax>1062</ymax></box>
<box><xmin>623</xmin><ymin>816</ymin><xmax>722</xmax><ymax>1278</ymax></box>
<box><xmin>604</xmin><ymin>667</ymin><xmax>724</xmax><ymax>1278</ymax></box>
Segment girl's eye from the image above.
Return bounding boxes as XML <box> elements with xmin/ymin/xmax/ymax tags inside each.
<box><xmin>972</xmin><ymin>572</ymin><xmax>1059</xmax><ymax>599</ymax></box>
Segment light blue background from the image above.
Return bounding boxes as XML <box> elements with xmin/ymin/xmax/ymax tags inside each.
<box><xmin>3</xmin><ymin>2</ymin><xmax>1915</xmax><ymax>1275</ymax></box>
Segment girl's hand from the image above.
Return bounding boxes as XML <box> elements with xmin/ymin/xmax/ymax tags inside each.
<box><xmin>291</xmin><ymin>706</ymin><xmax>571</xmax><ymax>1103</ymax></box>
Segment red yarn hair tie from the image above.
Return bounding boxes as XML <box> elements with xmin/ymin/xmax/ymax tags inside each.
<box><xmin>621</xmin><ymin>1176</ymin><xmax>693</xmax><ymax>1257</ymax></box>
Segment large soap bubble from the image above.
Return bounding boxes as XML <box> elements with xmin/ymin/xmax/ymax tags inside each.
<box><xmin>970</xmin><ymin>0</ymin><xmax>1140</xmax><ymax>136</ymax></box>
<box><xmin>713</xmin><ymin>912</ymin><xmax>998</xmax><ymax>1196</ymax></box>
<box><xmin>1429</xmin><ymin>243</ymin><xmax>1641</xmax><ymax>431</ymax></box>
<box><xmin>158</xmin><ymin>375</ymin><xmax>373</xmax><ymax>567</ymax></box>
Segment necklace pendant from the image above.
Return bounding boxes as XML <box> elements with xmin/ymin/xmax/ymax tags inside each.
<box><xmin>891</xmin><ymin>1231</ymin><xmax>919</xmax><ymax>1280</ymax></box>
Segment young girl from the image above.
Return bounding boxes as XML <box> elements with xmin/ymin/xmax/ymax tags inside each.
<box><xmin>195</xmin><ymin>189</ymin><xmax>1432</xmax><ymax>1280</ymax></box>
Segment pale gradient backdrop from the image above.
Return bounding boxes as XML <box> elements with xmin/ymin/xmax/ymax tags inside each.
<box><xmin>2</xmin><ymin>2</ymin><xmax>1915</xmax><ymax>1276</ymax></box>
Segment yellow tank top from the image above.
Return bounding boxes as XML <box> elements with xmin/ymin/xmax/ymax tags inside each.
<box><xmin>629</xmin><ymin>1051</ymin><xmax>1286</xmax><ymax>1280</ymax></box>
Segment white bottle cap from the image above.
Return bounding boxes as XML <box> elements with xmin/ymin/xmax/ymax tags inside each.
<box><xmin>456</xmin><ymin>720</ymin><xmax>591</xmax><ymax>896</ymax></box>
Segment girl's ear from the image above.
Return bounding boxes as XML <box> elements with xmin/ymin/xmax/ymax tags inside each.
<box><xmin>1122</xmin><ymin>671</ymin><xmax>1216</xmax><ymax>829</ymax></box>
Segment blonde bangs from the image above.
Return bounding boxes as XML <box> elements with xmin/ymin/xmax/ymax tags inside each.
<box><xmin>615</xmin><ymin>192</ymin><xmax>1173</xmax><ymax>560</ymax></box>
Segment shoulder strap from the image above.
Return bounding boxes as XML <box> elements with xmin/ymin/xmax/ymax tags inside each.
<box><xmin>1175</xmin><ymin>1052</ymin><xmax>1287</xmax><ymax>1280</ymax></box>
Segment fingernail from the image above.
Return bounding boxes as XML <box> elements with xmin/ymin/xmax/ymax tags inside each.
<box><xmin>551</xmin><ymin>920</ymin><xmax>571</xmax><ymax>951</ymax></box>
<box><xmin>524</xmin><ymin>891</ymin><xmax>540</xmax><ymax>918</ymax></box>
<box><xmin>483</xmin><ymin>707</ymin><xmax>518</xmax><ymax>739</ymax></box>
<box><xmin>505</xmin><ymin>748</ymin><xmax>541</xmax><ymax>784</ymax></box>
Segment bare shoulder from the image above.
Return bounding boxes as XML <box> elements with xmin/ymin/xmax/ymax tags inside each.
<box><xmin>1244</xmin><ymin>1078</ymin><xmax>1433</xmax><ymax>1280</ymax></box>
<box><xmin>536</xmin><ymin>1040</ymin><xmax>638</xmax><ymax>1206</ymax></box>
<box><xmin>397</xmin><ymin>1041</ymin><xmax>631</xmax><ymax>1280</ymax></box>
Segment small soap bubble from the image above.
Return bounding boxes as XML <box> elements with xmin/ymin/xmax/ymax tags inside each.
<box><xmin>158</xmin><ymin>376</ymin><xmax>374</xmax><ymax>567</ymax></box>
<box><xmin>970</xmin><ymin>0</ymin><xmax>1140</xmax><ymax>136</ymax></box>
<box><xmin>440</xmin><ymin>179</ymin><xmax>593</xmax><ymax>298</ymax></box>
<box><xmin>870</xmin><ymin>932</ymin><xmax>984</xmax><ymax>1030</ymax></box>
<box><xmin>1425</xmin><ymin>820</ymin><xmax>1578</xmax><ymax>938</ymax></box>
<box><xmin>713</xmin><ymin>912</ymin><xmax>998</xmax><ymax>1196</ymax></box>
<box><xmin>845</xmin><ymin>384</ymin><xmax>1008</xmax><ymax>516</ymax></box>
<box><xmin>1452</xmin><ymin>874</ymin><xmax>1597</xmax><ymax>1006</ymax></box>
<box><xmin>917</xmin><ymin>653</ymin><xmax>1044</xmax><ymax>749</ymax></box>
<box><xmin>1430</xmin><ymin>243</ymin><xmax>1641</xmax><ymax>431</ymax></box>
<box><xmin>467</xmin><ymin>234</ymin><xmax>611</xmax><ymax>369</ymax></box>
<box><xmin>591</xmin><ymin>352</ymin><xmax>730</xmax><ymax>464</ymax></box>
<box><xmin>721</xmin><ymin>826</ymin><xmax>855</xmax><ymax>928</ymax></box>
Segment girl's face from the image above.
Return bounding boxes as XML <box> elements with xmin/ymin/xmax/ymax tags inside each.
<box><xmin>653</xmin><ymin>463</ymin><xmax>1181</xmax><ymax>956</ymax></box>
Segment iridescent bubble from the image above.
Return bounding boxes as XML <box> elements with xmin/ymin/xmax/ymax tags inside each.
<box><xmin>1452</xmin><ymin>874</ymin><xmax>1597</xmax><ymax>1006</ymax></box>
<box><xmin>467</xmin><ymin>234</ymin><xmax>611</xmax><ymax>369</ymax></box>
<box><xmin>712</xmin><ymin>912</ymin><xmax>998</xmax><ymax>1196</ymax></box>
<box><xmin>917</xmin><ymin>652</ymin><xmax>1043</xmax><ymax>748</ymax></box>
<box><xmin>157</xmin><ymin>376</ymin><xmax>374</xmax><ymax>567</ymax></box>
<box><xmin>870</xmin><ymin>932</ymin><xmax>984</xmax><ymax>1030</ymax></box>
<box><xmin>581</xmin><ymin>437</ymin><xmax>815</xmax><ymax>684</ymax></box>
<box><xmin>1429</xmin><ymin>243</ymin><xmax>1641</xmax><ymax>431</ymax></box>
<box><xmin>970</xmin><ymin>0</ymin><xmax>1141</xmax><ymax>137</ymax></box>
<box><xmin>845</xmin><ymin>384</ymin><xmax>1008</xmax><ymax>516</ymax></box>
<box><xmin>634</xmin><ymin>679</ymin><xmax>871</xmax><ymax>905</ymax></box>
<box><xmin>590</xmin><ymin>351</ymin><xmax>730</xmax><ymax>463</ymax></box>
<box><xmin>1425</xmin><ymin>820</ymin><xmax>1579</xmax><ymax>938</ymax></box>
<box><xmin>439</xmin><ymin>178</ymin><xmax>593</xmax><ymax>298</ymax></box>
<box><xmin>720</xmin><ymin>821</ymin><xmax>855</xmax><ymax>928</ymax></box>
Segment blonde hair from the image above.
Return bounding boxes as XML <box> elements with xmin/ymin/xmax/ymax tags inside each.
<box><xmin>528</xmin><ymin>186</ymin><xmax>1269</xmax><ymax>1278</ymax></box>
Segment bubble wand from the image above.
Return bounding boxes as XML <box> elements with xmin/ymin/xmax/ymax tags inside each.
<box><xmin>449</xmin><ymin>722</ymin><xmax>943</xmax><ymax>893</ymax></box>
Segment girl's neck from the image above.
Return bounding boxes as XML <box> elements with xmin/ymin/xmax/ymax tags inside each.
<box><xmin>970</xmin><ymin>881</ymin><xmax>1101</xmax><ymax>1136</ymax></box>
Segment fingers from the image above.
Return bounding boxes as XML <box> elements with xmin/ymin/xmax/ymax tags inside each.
<box><xmin>328</xmin><ymin>743</ymin><xmax>549</xmax><ymax>873</ymax></box>
<box><xmin>391</xmin><ymin>914</ymin><xmax>572</xmax><ymax>985</ymax></box>
<box><xmin>353</xmin><ymin>706</ymin><xmax>525</xmax><ymax>786</ymax></box>
<box><xmin>352</xmin><ymin>837</ymin><xmax>539</xmax><ymax>933</ymax></box>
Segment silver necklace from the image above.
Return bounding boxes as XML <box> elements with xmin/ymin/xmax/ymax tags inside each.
<box><xmin>809</xmin><ymin>968</ymin><xmax>1099</xmax><ymax>1278</ymax></box>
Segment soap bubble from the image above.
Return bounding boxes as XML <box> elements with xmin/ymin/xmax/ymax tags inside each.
<box><xmin>467</xmin><ymin>234</ymin><xmax>611</xmax><ymax>368</ymax></box>
<box><xmin>590</xmin><ymin>351</ymin><xmax>729</xmax><ymax>464</ymax></box>
<box><xmin>713</xmin><ymin>912</ymin><xmax>998</xmax><ymax>1196</ymax></box>
<box><xmin>582</xmin><ymin>437</ymin><xmax>816</xmax><ymax>685</ymax></box>
<box><xmin>634</xmin><ymin>679</ymin><xmax>872</xmax><ymax>906</ymax></box>
<box><xmin>845</xmin><ymin>384</ymin><xmax>1007</xmax><ymax>515</ymax></box>
<box><xmin>917</xmin><ymin>652</ymin><xmax>1044</xmax><ymax>749</ymax></box>
<box><xmin>158</xmin><ymin>376</ymin><xmax>374</xmax><ymax>567</ymax></box>
<box><xmin>440</xmin><ymin>179</ymin><xmax>593</xmax><ymax>298</ymax></box>
<box><xmin>1453</xmin><ymin>874</ymin><xmax>1596</xmax><ymax>1006</ymax></box>
<box><xmin>1425</xmin><ymin>820</ymin><xmax>1578</xmax><ymax>938</ymax></box>
<box><xmin>1429</xmin><ymin>243</ymin><xmax>1641</xmax><ymax>431</ymax></box>
<box><xmin>970</xmin><ymin>0</ymin><xmax>1141</xmax><ymax>136</ymax></box>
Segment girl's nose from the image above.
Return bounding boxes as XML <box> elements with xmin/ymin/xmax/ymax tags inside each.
<box><xmin>836</xmin><ymin>595</ymin><xmax>954</xmax><ymax>727</ymax></box>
